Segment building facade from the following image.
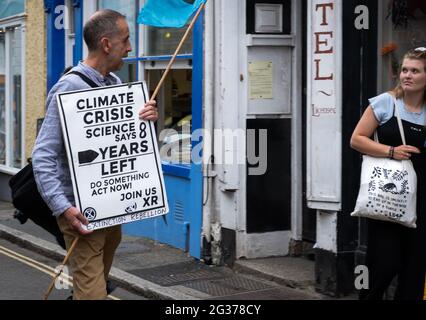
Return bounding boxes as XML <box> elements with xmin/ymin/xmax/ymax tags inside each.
<box><xmin>0</xmin><ymin>0</ymin><xmax>424</xmax><ymax>297</ymax></box>
<box><xmin>0</xmin><ymin>0</ymin><xmax>46</xmax><ymax>199</ymax></box>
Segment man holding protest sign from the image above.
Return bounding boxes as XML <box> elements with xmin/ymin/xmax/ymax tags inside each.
<box><xmin>32</xmin><ymin>9</ymin><xmax>158</xmax><ymax>300</ymax></box>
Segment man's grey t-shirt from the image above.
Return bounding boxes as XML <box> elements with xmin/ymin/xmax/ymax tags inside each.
<box><xmin>32</xmin><ymin>62</ymin><xmax>121</xmax><ymax>217</ymax></box>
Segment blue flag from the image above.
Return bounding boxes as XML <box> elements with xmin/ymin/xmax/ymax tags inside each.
<box><xmin>137</xmin><ymin>0</ymin><xmax>207</xmax><ymax>28</ymax></box>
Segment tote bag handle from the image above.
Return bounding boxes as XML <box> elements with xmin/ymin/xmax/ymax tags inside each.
<box><xmin>373</xmin><ymin>97</ymin><xmax>406</xmax><ymax>145</ymax></box>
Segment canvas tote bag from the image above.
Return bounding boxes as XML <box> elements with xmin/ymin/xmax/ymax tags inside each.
<box><xmin>351</xmin><ymin>99</ymin><xmax>417</xmax><ymax>228</ymax></box>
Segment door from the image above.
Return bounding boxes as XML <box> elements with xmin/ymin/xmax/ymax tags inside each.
<box><xmin>244</xmin><ymin>0</ymin><xmax>300</xmax><ymax>258</ymax></box>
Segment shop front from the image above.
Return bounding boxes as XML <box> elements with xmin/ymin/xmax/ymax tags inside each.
<box><xmin>311</xmin><ymin>0</ymin><xmax>426</xmax><ymax>296</ymax></box>
<box><xmin>46</xmin><ymin>0</ymin><xmax>205</xmax><ymax>258</ymax></box>
<box><xmin>0</xmin><ymin>0</ymin><xmax>45</xmax><ymax>203</ymax></box>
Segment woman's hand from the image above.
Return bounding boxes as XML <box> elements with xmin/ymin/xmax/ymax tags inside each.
<box><xmin>392</xmin><ymin>145</ymin><xmax>420</xmax><ymax>160</ymax></box>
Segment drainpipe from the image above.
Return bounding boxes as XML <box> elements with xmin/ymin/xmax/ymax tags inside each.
<box><xmin>201</xmin><ymin>0</ymin><xmax>216</xmax><ymax>263</ymax></box>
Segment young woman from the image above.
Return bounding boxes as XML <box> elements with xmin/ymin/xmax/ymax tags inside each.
<box><xmin>351</xmin><ymin>48</ymin><xmax>426</xmax><ymax>300</ymax></box>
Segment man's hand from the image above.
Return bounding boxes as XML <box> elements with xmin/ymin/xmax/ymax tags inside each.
<box><xmin>139</xmin><ymin>100</ymin><xmax>159</xmax><ymax>122</ymax></box>
<box><xmin>63</xmin><ymin>207</ymin><xmax>93</xmax><ymax>235</ymax></box>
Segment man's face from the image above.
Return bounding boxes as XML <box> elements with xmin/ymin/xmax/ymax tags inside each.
<box><xmin>107</xmin><ymin>18</ymin><xmax>132</xmax><ymax>72</ymax></box>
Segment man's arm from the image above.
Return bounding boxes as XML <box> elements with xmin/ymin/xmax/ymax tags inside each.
<box><xmin>32</xmin><ymin>83</ymin><xmax>72</xmax><ymax>216</ymax></box>
<box><xmin>32</xmin><ymin>81</ymin><xmax>92</xmax><ymax>235</ymax></box>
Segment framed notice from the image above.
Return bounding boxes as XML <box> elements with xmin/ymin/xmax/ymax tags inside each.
<box><xmin>248</xmin><ymin>61</ymin><xmax>273</xmax><ymax>100</ymax></box>
<box><xmin>57</xmin><ymin>82</ymin><xmax>169</xmax><ymax>231</ymax></box>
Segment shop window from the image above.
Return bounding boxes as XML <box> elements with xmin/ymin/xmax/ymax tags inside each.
<box><xmin>379</xmin><ymin>0</ymin><xmax>426</xmax><ymax>91</ymax></box>
<box><xmin>97</xmin><ymin>0</ymin><xmax>139</xmax><ymax>57</ymax></box>
<box><xmin>94</xmin><ymin>0</ymin><xmax>195</xmax><ymax>165</ymax></box>
<box><xmin>147</xmin><ymin>69</ymin><xmax>192</xmax><ymax>164</ymax></box>
<box><xmin>0</xmin><ymin>25</ymin><xmax>23</xmax><ymax>170</ymax></box>
<box><xmin>142</xmin><ymin>0</ymin><xmax>193</xmax><ymax>56</ymax></box>
<box><xmin>145</xmin><ymin>27</ymin><xmax>193</xmax><ymax>56</ymax></box>
<box><xmin>0</xmin><ymin>0</ymin><xmax>25</xmax><ymax>20</ymax></box>
<box><xmin>115</xmin><ymin>61</ymin><xmax>137</xmax><ymax>83</ymax></box>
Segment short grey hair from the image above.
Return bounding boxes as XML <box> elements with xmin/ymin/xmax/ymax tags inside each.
<box><xmin>83</xmin><ymin>9</ymin><xmax>126</xmax><ymax>52</ymax></box>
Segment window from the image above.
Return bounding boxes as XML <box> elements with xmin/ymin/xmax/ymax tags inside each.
<box><xmin>145</xmin><ymin>27</ymin><xmax>192</xmax><ymax>56</ymax></box>
<box><xmin>379</xmin><ymin>0</ymin><xmax>426</xmax><ymax>91</ymax></box>
<box><xmin>0</xmin><ymin>25</ymin><xmax>23</xmax><ymax>170</ymax></box>
<box><xmin>148</xmin><ymin>69</ymin><xmax>192</xmax><ymax>164</ymax></box>
<box><xmin>65</xmin><ymin>0</ymin><xmax>76</xmax><ymax>68</ymax></box>
<box><xmin>115</xmin><ymin>61</ymin><xmax>137</xmax><ymax>83</ymax></box>
<box><xmin>96</xmin><ymin>1</ymin><xmax>140</xmax><ymax>84</ymax></box>
<box><xmin>93</xmin><ymin>0</ymin><xmax>195</xmax><ymax>165</ymax></box>
<box><xmin>0</xmin><ymin>0</ymin><xmax>25</xmax><ymax>20</ymax></box>
<box><xmin>140</xmin><ymin>6</ymin><xmax>194</xmax><ymax>165</ymax></box>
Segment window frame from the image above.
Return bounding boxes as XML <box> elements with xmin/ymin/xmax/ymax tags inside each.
<box><xmin>65</xmin><ymin>0</ymin><xmax>76</xmax><ymax>68</ymax></box>
<box><xmin>0</xmin><ymin>17</ymin><xmax>26</xmax><ymax>174</ymax></box>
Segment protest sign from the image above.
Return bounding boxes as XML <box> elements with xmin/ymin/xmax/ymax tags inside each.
<box><xmin>57</xmin><ymin>82</ymin><xmax>168</xmax><ymax>231</ymax></box>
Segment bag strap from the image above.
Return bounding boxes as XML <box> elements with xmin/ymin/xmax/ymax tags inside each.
<box><xmin>373</xmin><ymin>97</ymin><xmax>406</xmax><ymax>145</ymax></box>
<box><xmin>65</xmin><ymin>71</ymin><xmax>100</xmax><ymax>88</ymax></box>
<box><xmin>374</xmin><ymin>131</ymin><xmax>379</xmax><ymax>143</ymax></box>
<box><xmin>393</xmin><ymin>97</ymin><xmax>407</xmax><ymax>145</ymax></box>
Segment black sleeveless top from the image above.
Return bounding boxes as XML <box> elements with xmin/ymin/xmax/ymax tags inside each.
<box><xmin>376</xmin><ymin>105</ymin><xmax>426</xmax><ymax>175</ymax></box>
<box><xmin>376</xmin><ymin>105</ymin><xmax>426</xmax><ymax>223</ymax></box>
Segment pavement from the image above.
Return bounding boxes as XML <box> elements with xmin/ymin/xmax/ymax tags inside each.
<box><xmin>0</xmin><ymin>201</ymin><xmax>351</xmax><ymax>300</ymax></box>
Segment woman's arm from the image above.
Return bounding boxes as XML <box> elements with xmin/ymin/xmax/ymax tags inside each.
<box><xmin>350</xmin><ymin>106</ymin><xmax>420</xmax><ymax>159</ymax></box>
<box><xmin>350</xmin><ymin>106</ymin><xmax>391</xmax><ymax>157</ymax></box>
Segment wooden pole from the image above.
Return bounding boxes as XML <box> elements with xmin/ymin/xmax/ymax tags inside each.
<box><xmin>150</xmin><ymin>3</ymin><xmax>206</xmax><ymax>101</ymax></box>
<box><xmin>43</xmin><ymin>237</ymin><xmax>79</xmax><ymax>300</ymax></box>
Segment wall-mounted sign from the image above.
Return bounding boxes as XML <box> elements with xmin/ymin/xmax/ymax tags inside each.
<box><xmin>306</xmin><ymin>0</ymin><xmax>342</xmax><ymax>211</ymax></box>
<box><xmin>57</xmin><ymin>82</ymin><xmax>169</xmax><ymax>231</ymax></box>
<box><xmin>249</xmin><ymin>61</ymin><xmax>274</xmax><ymax>100</ymax></box>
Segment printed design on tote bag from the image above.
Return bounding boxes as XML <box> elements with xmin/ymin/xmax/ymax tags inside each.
<box><xmin>366</xmin><ymin>166</ymin><xmax>409</xmax><ymax>220</ymax></box>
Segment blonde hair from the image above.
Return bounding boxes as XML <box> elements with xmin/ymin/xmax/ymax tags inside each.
<box><xmin>391</xmin><ymin>48</ymin><xmax>426</xmax><ymax>99</ymax></box>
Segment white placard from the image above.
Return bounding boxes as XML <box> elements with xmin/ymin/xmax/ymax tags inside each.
<box><xmin>57</xmin><ymin>82</ymin><xmax>169</xmax><ymax>231</ymax></box>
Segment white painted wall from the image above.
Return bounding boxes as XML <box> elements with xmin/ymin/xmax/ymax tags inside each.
<box><xmin>244</xmin><ymin>231</ymin><xmax>292</xmax><ymax>258</ymax></box>
<box><xmin>306</xmin><ymin>0</ymin><xmax>343</xmax><ymax>211</ymax></box>
<box><xmin>208</xmin><ymin>0</ymin><xmax>303</xmax><ymax>260</ymax></box>
<box><xmin>306</xmin><ymin>0</ymin><xmax>342</xmax><ymax>254</ymax></box>
<box><xmin>213</xmin><ymin>0</ymin><xmax>243</xmax><ymax>232</ymax></box>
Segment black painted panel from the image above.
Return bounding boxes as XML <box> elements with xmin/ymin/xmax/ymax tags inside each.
<box><xmin>341</xmin><ymin>0</ymin><xmax>378</xmax><ymax>253</ymax></box>
<box><xmin>301</xmin><ymin>0</ymin><xmax>317</xmax><ymax>242</ymax></box>
<box><xmin>247</xmin><ymin>119</ymin><xmax>291</xmax><ymax>233</ymax></box>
